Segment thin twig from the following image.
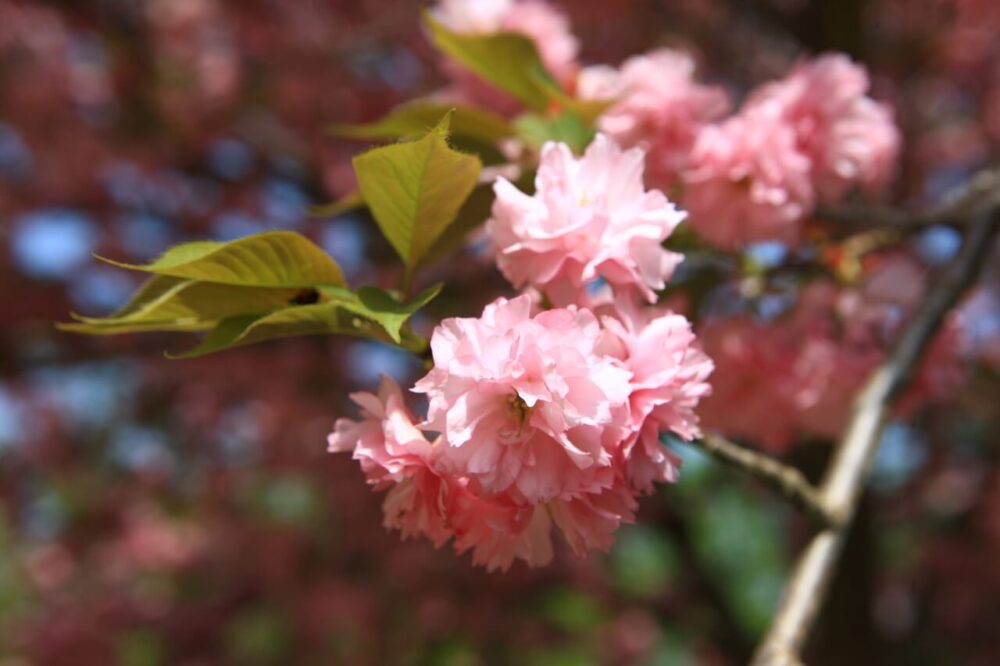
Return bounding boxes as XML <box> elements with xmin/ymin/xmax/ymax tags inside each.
<box><xmin>688</xmin><ymin>435</ymin><xmax>834</xmax><ymax>527</ymax></box>
<box><xmin>751</xmin><ymin>208</ymin><xmax>999</xmax><ymax>666</ymax></box>
<box><xmin>816</xmin><ymin>168</ymin><xmax>1000</xmax><ymax>235</ymax></box>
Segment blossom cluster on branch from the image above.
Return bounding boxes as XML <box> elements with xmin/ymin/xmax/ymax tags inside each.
<box><xmin>698</xmin><ymin>254</ymin><xmax>967</xmax><ymax>450</ymax></box>
<box><xmin>50</xmin><ymin>0</ymin><xmax>983</xmax><ymax>576</ymax></box>
<box><xmin>586</xmin><ymin>52</ymin><xmax>900</xmax><ymax>250</ymax></box>
<box><xmin>322</xmin><ymin>0</ymin><xmax>954</xmax><ymax>569</ymax></box>
<box><xmin>439</xmin><ymin>1</ymin><xmax>899</xmax><ymax>251</ymax></box>
<box><xmin>331</xmin><ymin>136</ymin><xmax>713</xmax><ymax>570</ymax></box>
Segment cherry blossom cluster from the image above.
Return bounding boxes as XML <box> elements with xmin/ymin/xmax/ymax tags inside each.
<box><xmin>586</xmin><ymin>52</ymin><xmax>901</xmax><ymax>250</ymax></box>
<box><xmin>331</xmin><ymin>135</ymin><xmax>713</xmax><ymax>570</ymax></box>
<box><xmin>329</xmin><ymin>0</ymin><xmax>908</xmax><ymax>570</ymax></box>
<box><xmin>697</xmin><ymin>255</ymin><xmax>967</xmax><ymax>450</ymax></box>
<box><xmin>436</xmin><ymin>0</ymin><xmax>901</xmax><ymax>249</ymax></box>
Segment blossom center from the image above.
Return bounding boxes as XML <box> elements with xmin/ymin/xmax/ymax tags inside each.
<box><xmin>497</xmin><ymin>392</ymin><xmax>532</xmax><ymax>444</ymax></box>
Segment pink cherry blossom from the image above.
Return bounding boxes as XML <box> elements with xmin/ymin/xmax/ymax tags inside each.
<box><xmin>328</xmin><ymin>376</ymin><xmax>437</xmax><ymax>489</ymax></box>
<box><xmin>328</xmin><ymin>377</ymin><xmax>454</xmax><ymax>545</ymax></box>
<box><xmin>449</xmin><ymin>484</ymin><xmax>638</xmax><ymax>570</ymax></box>
<box><xmin>329</xmin><ymin>373</ymin><xmax>640</xmax><ymax>571</ymax></box>
<box><xmin>432</xmin><ymin>0</ymin><xmax>513</xmax><ymax>34</ymax></box>
<box><xmin>445</xmin><ymin>484</ymin><xmax>553</xmax><ymax>570</ymax></box>
<box><xmin>578</xmin><ymin>48</ymin><xmax>731</xmax><ymax>188</ymax></box>
<box><xmin>546</xmin><ymin>485</ymin><xmax>639</xmax><ymax>556</ymax></box>
<box><xmin>487</xmin><ymin>134</ymin><xmax>687</xmax><ymax>305</ymax></box>
<box><xmin>598</xmin><ymin>303</ymin><xmax>715</xmax><ymax>493</ymax></box>
<box><xmin>695</xmin><ymin>314</ymin><xmax>804</xmax><ymax>450</ymax></box>
<box><xmin>413</xmin><ymin>294</ymin><xmax>633</xmax><ymax>502</ymax></box>
<box><xmin>681</xmin><ymin>103</ymin><xmax>815</xmax><ymax>250</ymax></box>
<box><xmin>746</xmin><ymin>53</ymin><xmax>901</xmax><ymax>200</ymax></box>
<box><xmin>452</xmin><ymin>481</ymin><xmax>640</xmax><ymax>571</ymax></box>
<box><xmin>696</xmin><ymin>282</ymin><xmax>884</xmax><ymax>450</ymax></box>
<box><xmin>332</xmin><ymin>290</ymin><xmax>722</xmax><ymax>570</ymax></box>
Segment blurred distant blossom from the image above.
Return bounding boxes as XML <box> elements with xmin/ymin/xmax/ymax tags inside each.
<box><xmin>432</xmin><ymin>0</ymin><xmax>513</xmax><ymax>33</ymax></box>
<box><xmin>698</xmin><ymin>255</ymin><xmax>966</xmax><ymax>450</ymax></box>
<box><xmin>147</xmin><ymin>0</ymin><xmax>242</xmax><ymax>122</ymax></box>
<box><xmin>578</xmin><ymin>48</ymin><xmax>730</xmax><ymax>188</ymax></box>
<box><xmin>99</xmin><ymin>505</ymin><xmax>206</xmax><ymax>578</ymax></box>
<box><xmin>746</xmin><ymin>53</ymin><xmax>900</xmax><ymax>200</ymax></box>
<box><xmin>582</xmin><ymin>51</ymin><xmax>901</xmax><ymax>250</ymax></box>
<box><xmin>682</xmin><ymin>104</ymin><xmax>815</xmax><ymax>250</ymax></box>
<box><xmin>487</xmin><ymin>134</ymin><xmax>686</xmax><ymax>306</ymax></box>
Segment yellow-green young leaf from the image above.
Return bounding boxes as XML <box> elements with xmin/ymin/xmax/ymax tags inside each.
<box><xmin>422</xmin><ymin>166</ymin><xmax>536</xmax><ymax>264</ymax></box>
<box><xmin>97</xmin><ymin>275</ymin><xmax>188</xmax><ymax>319</ymax></box>
<box><xmin>352</xmin><ymin>112</ymin><xmax>481</xmax><ymax>270</ymax></box>
<box><xmin>134</xmin><ymin>241</ymin><xmax>225</xmax><ymax>269</ymax></box>
<box><xmin>315</xmin><ymin>282</ymin><xmax>441</xmax><ymax>343</ymax></box>
<box><xmin>424</xmin><ymin>14</ymin><xmax>556</xmax><ymax>111</ymax></box>
<box><xmin>310</xmin><ymin>191</ymin><xmax>365</xmax><ymax>218</ymax></box>
<box><xmin>167</xmin><ymin>303</ymin><xmax>381</xmax><ymax>359</ymax></box>
<box><xmin>98</xmin><ymin>231</ymin><xmax>345</xmax><ymax>288</ymax></box>
<box><xmin>58</xmin><ymin>279</ymin><xmax>303</xmax><ymax>335</ymax></box>
<box><xmin>58</xmin><ymin>319</ymin><xmax>218</xmax><ymax>335</ymax></box>
<box><xmin>357</xmin><ymin>283</ymin><xmax>441</xmax><ymax>336</ymax></box>
<box><xmin>329</xmin><ymin>102</ymin><xmax>513</xmax><ymax>145</ymax></box>
<box><xmin>514</xmin><ymin>111</ymin><xmax>596</xmax><ymax>154</ymax></box>
<box><xmin>421</xmin><ymin>183</ymin><xmax>497</xmax><ymax>263</ymax></box>
<box><xmin>165</xmin><ymin>282</ymin><xmax>440</xmax><ymax>356</ymax></box>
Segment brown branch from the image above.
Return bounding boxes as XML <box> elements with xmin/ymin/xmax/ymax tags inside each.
<box><xmin>816</xmin><ymin>167</ymin><xmax>1000</xmax><ymax>236</ymax></box>
<box><xmin>750</xmin><ymin>208</ymin><xmax>999</xmax><ymax>666</ymax></box>
<box><xmin>689</xmin><ymin>435</ymin><xmax>834</xmax><ymax>527</ymax></box>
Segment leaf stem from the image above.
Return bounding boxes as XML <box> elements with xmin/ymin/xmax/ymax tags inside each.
<box><xmin>400</xmin><ymin>268</ymin><xmax>413</xmax><ymax>299</ymax></box>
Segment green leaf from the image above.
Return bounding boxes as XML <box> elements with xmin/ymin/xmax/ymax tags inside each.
<box><xmin>106</xmin><ymin>275</ymin><xmax>188</xmax><ymax>319</ymax></box>
<box><xmin>424</xmin><ymin>13</ymin><xmax>556</xmax><ymax>111</ymax></box>
<box><xmin>167</xmin><ymin>284</ymin><xmax>440</xmax><ymax>357</ymax></box>
<box><xmin>355</xmin><ymin>283</ymin><xmax>441</xmax><ymax>341</ymax></box>
<box><xmin>352</xmin><ymin>111</ymin><xmax>481</xmax><ymax>271</ymax></box>
<box><xmin>58</xmin><ymin>320</ymin><xmax>217</xmax><ymax>335</ymax></box>
<box><xmin>317</xmin><ymin>282</ymin><xmax>441</xmax><ymax>343</ymax></box>
<box><xmin>310</xmin><ymin>191</ymin><xmax>365</xmax><ymax>218</ymax></box>
<box><xmin>420</xmin><ymin>184</ymin><xmax>495</xmax><ymax>264</ymax></box>
<box><xmin>316</xmin><ymin>104</ymin><xmax>511</xmax><ymax>222</ymax></box>
<box><xmin>58</xmin><ymin>228</ymin><xmax>444</xmax><ymax>355</ymax></box>
<box><xmin>514</xmin><ymin>110</ymin><xmax>596</xmax><ymax>154</ymax></box>
<box><xmin>329</xmin><ymin>101</ymin><xmax>513</xmax><ymax>145</ymax></box>
<box><xmin>60</xmin><ymin>275</ymin><xmax>439</xmax><ymax>354</ymax></box>
<box><xmin>98</xmin><ymin>231</ymin><xmax>346</xmax><ymax>288</ymax></box>
<box><xmin>167</xmin><ymin>304</ymin><xmax>361</xmax><ymax>358</ymax></box>
<box><xmin>59</xmin><ymin>279</ymin><xmax>302</xmax><ymax>335</ymax></box>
